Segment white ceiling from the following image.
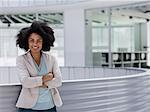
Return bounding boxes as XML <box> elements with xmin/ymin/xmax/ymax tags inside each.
<box><xmin>0</xmin><ymin>0</ymin><xmax>147</xmax><ymax>14</ymax></box>
<box><xmin>87</xmin><ymin>2</ymin><xmax>150</xmax><ymax>25</ymax></box>
<box><xmin>0</xmin><ymin>0</ymin><xmax>91</xmax><ymax>7</ymax></box>
<box><xmin>0</xmin><ymin>0</ymin><xmax>149</xmax><ymax>25</ymax></box>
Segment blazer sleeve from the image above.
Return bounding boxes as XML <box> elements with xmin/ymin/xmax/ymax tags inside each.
<box><xmin>16</xmin><ymin>56</ymin><xmax>43</xmax><ymax>88</ymax></box>
<box><xmin>47</xmin><ymin>56</ymin><xmax>62</xmax><ymax>89</ymax></box>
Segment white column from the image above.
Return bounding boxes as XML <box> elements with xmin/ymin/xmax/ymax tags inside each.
<box><xmin>64</xmin><ymin>9</ymin><xmax>85</xmax><ymax>66</ymax></box>
<box><xmin>85</xmin><ymin>11</ymin><xmax>93</xmax><ymax>66</ymax></box>
<box><xmin>141</xmin><ymin>23</ymin><xmax>147</xmax><ymax>51</ymax></box>
<box><xmin>147</xmin><ymin>23</ymin><xmax>150</xmax><ymax>66</ymax></box>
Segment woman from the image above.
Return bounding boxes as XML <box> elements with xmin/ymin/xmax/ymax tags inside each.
<box><xmin>16</xmin><ymin>21</ymin><xmax>63</xmax><ymax>112</ymax></box>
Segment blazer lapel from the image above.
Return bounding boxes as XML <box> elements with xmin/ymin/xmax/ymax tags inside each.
<box><xmin>42</xmin><ymin>52</ymin><xmax>53</xmax><ymax>73</ymax></box>
<box><xmin>42</xmin><ymin>52</ymin><xmax>50</xmax><ymax>72</ymax></box>
<box><xmin>25</xmin><ymin>51</ymin><xmax>37</xmax><ymax>77</ymax></box>
<box><xmin>24</xmin><ymin>51</ymin><xmax>52</xmax><ymax>76</ymax></box>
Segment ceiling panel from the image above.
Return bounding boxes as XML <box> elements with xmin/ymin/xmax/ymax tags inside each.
<box><xmin>0</xmin><ymin>13</ymin><xmax>63</xmax><ymax>25</ymax></box>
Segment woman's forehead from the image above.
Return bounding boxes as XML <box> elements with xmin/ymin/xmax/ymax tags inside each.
<box><xmin>29</xmin><ymin>33</ymin><xmax>42</xmax><ymax>39</ymax></box>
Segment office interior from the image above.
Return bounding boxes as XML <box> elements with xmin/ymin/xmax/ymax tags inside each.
<box><xmin>0</xmin><ymin>1</ymin><xmax>150</xmax><ymax>68</ymax></box>
<box><xmin>0</xmin><ymin>1</ymin><xmax>150</xmax><ymax>112</ymax></box>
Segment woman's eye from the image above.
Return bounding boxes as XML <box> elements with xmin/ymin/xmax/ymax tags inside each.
<box><xmin>29</xmin><ymin>39</ymin><xmax>34</xmax><ymax>42</ymax></box>
<box><xmin>38</xmin><ymin>40</ymin><xmax>43</xmax><ymax>43</ymax></box>
<box><xmin>28</xmin><ymin>39</ymin><xmax>43</xmax><ymax>43</ymax></box>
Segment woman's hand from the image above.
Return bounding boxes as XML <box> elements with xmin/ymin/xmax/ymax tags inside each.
<box><xmin>42</xmin><ymin>72</ymin><xmax>54</xmax><ymax>83</ymax></box>
<box><xmin>39</xmin><ymin>82</ymin><xmax>48</xmax><ymax>88</ymax></box>
<box><xmin>40</xmin><ymin>72</ymin><xmax>54</xmax><ymax>88</ymax></box>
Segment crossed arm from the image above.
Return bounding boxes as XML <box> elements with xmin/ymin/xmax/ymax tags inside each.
<box><xmin>16</xmin><ymin>56</ymin><xmax>62</xmax><ymax>89</ymax></box>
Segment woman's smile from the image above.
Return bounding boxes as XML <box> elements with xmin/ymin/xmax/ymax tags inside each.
<box><xmin>28</xmin><ymin>33</ymin><xmax>43</xmax><ymax>53</ymax></box>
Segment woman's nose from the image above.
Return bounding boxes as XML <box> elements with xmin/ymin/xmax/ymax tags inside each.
<box><xmin>33</xmin><ymin>41</ymin><xmax>38</xmax><ymax>45</ymax></box>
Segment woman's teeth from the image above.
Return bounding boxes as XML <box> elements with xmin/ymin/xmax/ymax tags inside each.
<box><xmin>33</xmin><ymin>46</ymin><xmax>38</xmax><ymax>49</ymax></box>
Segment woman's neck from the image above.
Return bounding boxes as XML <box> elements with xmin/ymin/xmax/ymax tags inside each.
<box><xmin>30</xmin><ymin>51</ymin><xmax>41</xmax><ymax>66</ymax></box>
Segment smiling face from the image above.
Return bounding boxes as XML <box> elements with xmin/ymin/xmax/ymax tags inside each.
<box><xmin>28</xmin><ymin>33</ymin><xmax>43</xmax><ymax>54</ymax></box>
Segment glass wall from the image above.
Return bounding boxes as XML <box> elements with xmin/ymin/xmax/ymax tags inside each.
<box><xmin>50</xmin><ymin>26</ymin><xmax>64</xmax><ymax>66</ymax></box>
<box><xmin>111</xmin><ymin>4</ymin><xmax>149</xmax><ymax>68</ymax></box>
<box><xmin>85</xmin><ymin>2</ymin><xmax>150</xmax><ymax>68</ymax></box>
<box><xmin>85</xmin><ymin>9</ymin><xmax>109</xmax><ymax>66</ymax></box>
<box><xmin>0</xmin><ymin>13</ymin><xmax>64</xmax><ymax>66</ymax></box>
<box><xmin>0</xmin><ymin>28</ymin><xmax>18</xmax><ymax>66</ymax></box>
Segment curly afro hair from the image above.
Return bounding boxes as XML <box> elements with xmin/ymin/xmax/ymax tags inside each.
<box><xmin>16</xmin><ymin>21</ymin><xmax>55</xmax><ymax>51</ymax></box>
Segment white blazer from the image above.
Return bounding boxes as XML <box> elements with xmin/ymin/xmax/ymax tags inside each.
<box><xmin>16</xmin><ymin>51</ymin><xmax>63</xmax><ymax>108</ymax></box>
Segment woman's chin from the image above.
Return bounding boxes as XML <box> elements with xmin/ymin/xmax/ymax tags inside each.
<box><xmin>30</xmin><ymin>49</ymin><xmax>41</xmax><ymax>53</ymax></box>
